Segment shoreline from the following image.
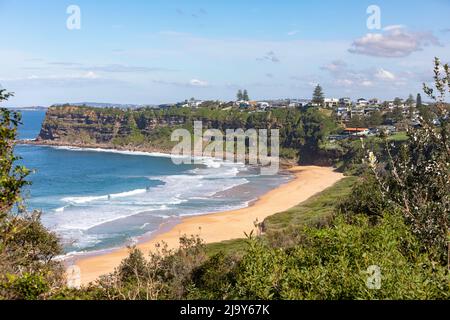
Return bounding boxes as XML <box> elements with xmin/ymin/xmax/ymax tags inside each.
<box><xmin>75</xmin><ymin>165</ymin><xmax>344</xmax><ymax>286</ymax></box>
<box><xmin>17</xmin><ymin>139</ymin><xmax>299</xmax><ymax>168</ymax></box>
<box><xmin>16</xmin><ymin>139</ymin><xmax>177</xmax><ymax>158</ymax></box>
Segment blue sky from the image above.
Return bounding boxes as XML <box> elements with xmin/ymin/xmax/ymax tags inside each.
<box><xmin>1</xmin><ymin>0</ymin><xmax>450</xmax><ymax>106</ymax></box>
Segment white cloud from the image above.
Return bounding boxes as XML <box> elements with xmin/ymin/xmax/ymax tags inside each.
<box><xmin>336</xmin><ymin>79</ymin><xmax>354</xmax><ymax>87</ymax></box>
<box><xmin>189</xmin><ymin>79</ymin><xmax>208</xmax><ymax>87</ymax></box>
<box><xmin>361</xmin><ymin>80</ymin><xmax>374</xmax><ymax>87</ymax></box>
<box><xmin>83</xmin><ymin>71</ymin><xmax>99</xmax><ymax>79</ymax></box>
<box><xmin>321</xmin><ymin>60</ymin><xmax>373</xmax><ymax>88</ymax></box>
<box><xmin>349</xmin><ymin>25</ymin><xmax>442</xmax><ymax>58</ymax></box>
<box><xmin>383</xmin><ymin>25</ymin><xmax>406</xmax><ymax>31</ymax></box>
<box><xmin>375</xmin><ymin>68</ymin><xmax>396</xmax><ymax>81</ymax></box>
<box><xmin>320</xmin><ymin>60</ymin><xmax>347</xmax><ymax>72</ymax></box>
<box><xmin>287</xmin><ymin>30</ymin><xmax>299</xmax><ymax>36</ymax></box>
<box><xmin>83</xmin><ymin>64</ymin><xmax>174</xmax><ymax>73</ymax></box>
<box><xmin>153</xmin><ymin>79</ymin><xmax>209</xmax><ymax>88</ymax></box>
<box><xmin>19</xmin><ymin>72</ymin><xmax>101</xmax><ymax>81</ymax></box>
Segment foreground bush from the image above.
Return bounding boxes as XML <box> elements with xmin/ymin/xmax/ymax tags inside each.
<box><xmin>229</xmin><ymin>214</ymin><xmax>448</xmax><ymax>300</ymax></box>
<box><xmin>85</xmin><ymin>212</ymin><xmax>448</xmax><ymax>300</ymax></box>
<box><xmin>0</xmin><ymin>93</ymin><xmax>64</xmax><ymax>300</ymax></box>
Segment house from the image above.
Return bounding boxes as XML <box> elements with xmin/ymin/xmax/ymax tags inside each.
<box><xmin>344</xmin><ymin>127</ymin><xmax>370</xmax><ymax>136</ymax></box>
<box><xmin>181</xmin><ymin>99</ymin><xmax>203</xmax><ymax>108</ymax></box>
<box><xmin>236</xmin><ymin>100</ymin><xmax>258</xmax><ymax>109</ymax></box>
<box><xmin>364</xmin><ymin>106</ymin><xmax>381</xmax><ymax>116</ymax></box>
<box><xmin>190</xmin><ymin>100</ymin><xmax>203</xmax><ymax>108</ymax></box>
<box><xmin>369</xmin><ymin>98</ymin><xmax>380</xmax><ymax>106</ymax></box>
<box><xmin>271</xmin><ymin>100</ymin><xmax>289</xmax><ymax>108</ymax></box>
<box><xmin>257</xmin><ymin>101</ymin><xmax>271</xmax><ymax>110</ymax></box>
<box><xmin>328</xmin><ymin>134</ymin><xmax>348</xmax><ymax>142</ymax></box>
<box><xmin>384</xmin><ymin>101</ymin><xmax>395</xmax><ymax>110</ymax></box>
<box><xmin>339</xmin><ymin>97</ymin><xmax>352</xmax><ymax>106</ymax></box>
<box><xmin>378</xmin><ymin>125</ymin><xmax>397</xmax><ymax>135</ymax></box>
<box><xmin>356</xmin><ymin>98</ymin><xmax>369</xmax><ymax>108</ymax></box>
<box><xmin>351</xmin><ymin>108</ymin><xmax>365</xmax><ymax>118</ymax></box>
<box><xmin>236</xmin><ymin>100</ymin><xmax>251</xmax><ymax>108</ymax></box>
<box><xmin>324</xmin><ymin>98</ymin><xmax>339</xmax><ymax>109</ymax></box>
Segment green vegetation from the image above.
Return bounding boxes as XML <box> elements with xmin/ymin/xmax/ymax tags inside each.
<box><xmin>72</xmin><ymin>174</ymin><xmax>447</xmax><ymax>300</ymax></box>
<box><xmin>0</xmin><ymin>91</ymin><xmax>64</xmax><ymax>300</ymax></box>
<box><xmin>236</xmin><ymin>89</ymin><xmax>250</xmax><ymax>101</ymax></box>
<box><xmin>417</xmin><ymin>93</ymin><xmax>423</xmax><ymax>107</ymax></box>
<box><xmin>1</xmin><ymin>58</ymin><xmax>448</xmax><ymax>300</ymax></box>
<box><xmin>263</xmin><ymin>177</ymin><xmax>356</xmax><ymax>233</ymax></box>
<box><xmin>312</xmin><ymin>84</ymin><xmax>325</xmax><ymax>106</ymax></box>
<box><xmin>387</xmin><ymin>131</ymin><xmax>408</xmax><ymax>142</ymax></box>
<box><xmin>76</xmin><ymin>58</ymin><xmax>448</xmax><ymax>300</ymax></box>
<box><xmin>204</xmin><ymin>177</ymin><xmax>357</xmax><ymax>257</ymax></box>
<box><xmin>41</xmin><ymin>104</ymin><xmax>341</xmax><ymax>164</ymax></box>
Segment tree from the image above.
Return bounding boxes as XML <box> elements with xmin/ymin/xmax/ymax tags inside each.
<box><xmin>0</xmin><ymin>89</ymin><xmax>64</xmax><ymax>299</ymax></box>
<box><xmin>405</xmin><ymin>94</ymin><xmax>415</xmax><ymax>107</ymax></box>
<box><xmin>393</xmin><ymin>97</ymin><xmax>403</xmax><ymax>107</ymax></box>
<box><xmin>243</xmin><ymin>90</ymin><xmax>250</xmax><ymax>102</ymax></box>
<box><xmin>0</xmin><ymin>90</ymin><xmax>27</xmax><ymax>214</ymax></box>
<box><xmin>416</xmin><ymin>93</ymin><xmax>422</xmax><ymax>108</ymax></box>
<box><xmin>405</xmin><ymin>94</ymin><xmax>416</xmax><ymax>119</ymax></box>
<box><xmin>236</xmin><ymin>90</ymin><xmax>243</xmax><ymax>101</ymax></box>
<box><xmin>347</xmin><ymin>115</ymin><xmax>366</xmax><ymax>128</ymax></box>
<box><xmin>312</xmin><ymin>85</ymin><xmax>324</xmax><ymax>107</ymax></box>
<box><xmin>368</xmin><ymin>57</ymin><xmax>450</xmax><ymax>263</ymax></box>
<box><xmin>367</xmin><ymin>110</ymin><xmax>383</xmax><ymax>126</ymax></box>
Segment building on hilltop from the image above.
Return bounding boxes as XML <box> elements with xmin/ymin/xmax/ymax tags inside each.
<box><xmin>339</xmin><ymin>97</ymin><xmax>353</xmax><ymax>108</ymax></box>
<box><xmin>356</xmin><ymin>98</ymin><xmax>369</xmax><ymax>108</ymax></box>
<box><xmin>324</xmin><ymin>98</ymin><xmax>339</xmax><ymax>109</ymax></box>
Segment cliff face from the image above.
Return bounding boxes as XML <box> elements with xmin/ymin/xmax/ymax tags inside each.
<box><xmin>36</xmin><ymin>105</ymin><xmax>341</xmax><ymax>164</ymax></box>
<box><xmin>37</xmin><ymin>106</ymin><xmax>187</xmax><ymax>149</ymax></box>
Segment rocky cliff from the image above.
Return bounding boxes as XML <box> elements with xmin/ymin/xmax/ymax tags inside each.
<box><xmin>37</xmin><ymin>105</ymin><xmax>188</xmax><ymax>151</ymax></box>
<box><xmin>36</xmin><ymin>104</ymin><xmax>340</xmax><ymax>163</ymax></box>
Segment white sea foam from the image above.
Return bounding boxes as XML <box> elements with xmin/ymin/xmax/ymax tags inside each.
<box><xmin>62</xmin><ymin>188</ymin><xmax>147</xmax><ymax>204</ymax></box>
<box><xmin>48</xmin><ymin>145</ymin><xmax>247</xmax><ymax>169</ymax></box>
<box><xmin>140</xmin><ymin>223</ymin><xmax>151</xmax><ymax>230</ymax></box>
<box><xmin>40</xmin><ymin>145</ymin><xmax>257</xmax><ymax>252</ymax></box>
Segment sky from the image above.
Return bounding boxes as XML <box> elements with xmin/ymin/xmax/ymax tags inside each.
<box><xmin>1</xmin><ymin>0</ymin><xmax>450</xmax><ymax>107</ymax></box>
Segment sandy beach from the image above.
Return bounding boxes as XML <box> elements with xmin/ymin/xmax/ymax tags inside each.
<box><xmin>75</xmin><ymin>166</ymin><xmax>344</xmax><ymax>285</ymax></box>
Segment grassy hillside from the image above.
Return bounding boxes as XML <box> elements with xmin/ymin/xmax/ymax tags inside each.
<box><xmin>205</xmin><ymin>177</ymin><xmax>357</xmax><ymax>256</ymax></box>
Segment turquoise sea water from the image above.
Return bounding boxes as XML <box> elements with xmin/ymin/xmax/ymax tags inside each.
<box><xmin>15</xmin><ymin>110</ymin><xmax>290</xmax><ymax>254</ymax></box>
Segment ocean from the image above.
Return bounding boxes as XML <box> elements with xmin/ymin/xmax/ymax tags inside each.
<box><xmin>14</xmin><ymin>110</ymin><xmax>291</xmax><ymax>255</ymax></box>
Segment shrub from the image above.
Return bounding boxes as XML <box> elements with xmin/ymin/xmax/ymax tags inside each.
<box><xmin>0</xmin><ymin>273</ymin><xmax>49</xmax><ymax>300</ymax></box>
<box><xmin>95</xmin><ymin>235</ymin><xmax>207</xmax><ymax>300</ymax></box>
<box><xmin>0</xmin><ymin>91</ymin><xmax>64</xmax><ymax>300</ymax></box>
<box><xmin>231</xmin><ymin>214</ymin><xmax>449</xmax><ymax>300</ymax></box>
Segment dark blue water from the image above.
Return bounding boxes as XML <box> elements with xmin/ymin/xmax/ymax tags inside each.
<box><xmin>14</xmin><ymin>110</ymin><xmax>290</xmax><ymax>254</ymax></box>
<box><xmin>17</xmin><ymin>110</ymin><xmax>46</xmax><ymax>140</ymax></box>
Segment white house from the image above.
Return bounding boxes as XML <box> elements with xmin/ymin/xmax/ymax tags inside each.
<box><xmin>324</xmin><ymin>98</ymin><xmax>339</xmax><ymax>109</ymax></box>
<box><xmin>356</xmin><ymin>98</ymin><xmax>369</xmax><ymax>108</ymax></box>
<box><xmin>257</xmin><ymin>101</ymin><xmax>271</xmax><ymax>110</ymax></box>
<box><xmin>339</xmin><ymin>97</ymin><xmax>353</xmax><ymax>108</ymax></box>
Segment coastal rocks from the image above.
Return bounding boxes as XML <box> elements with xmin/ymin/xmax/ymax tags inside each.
<box><xmin>37</xmin><ymin>106</ymin><xmax>188</xmax><ymax>149</ymax></box>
